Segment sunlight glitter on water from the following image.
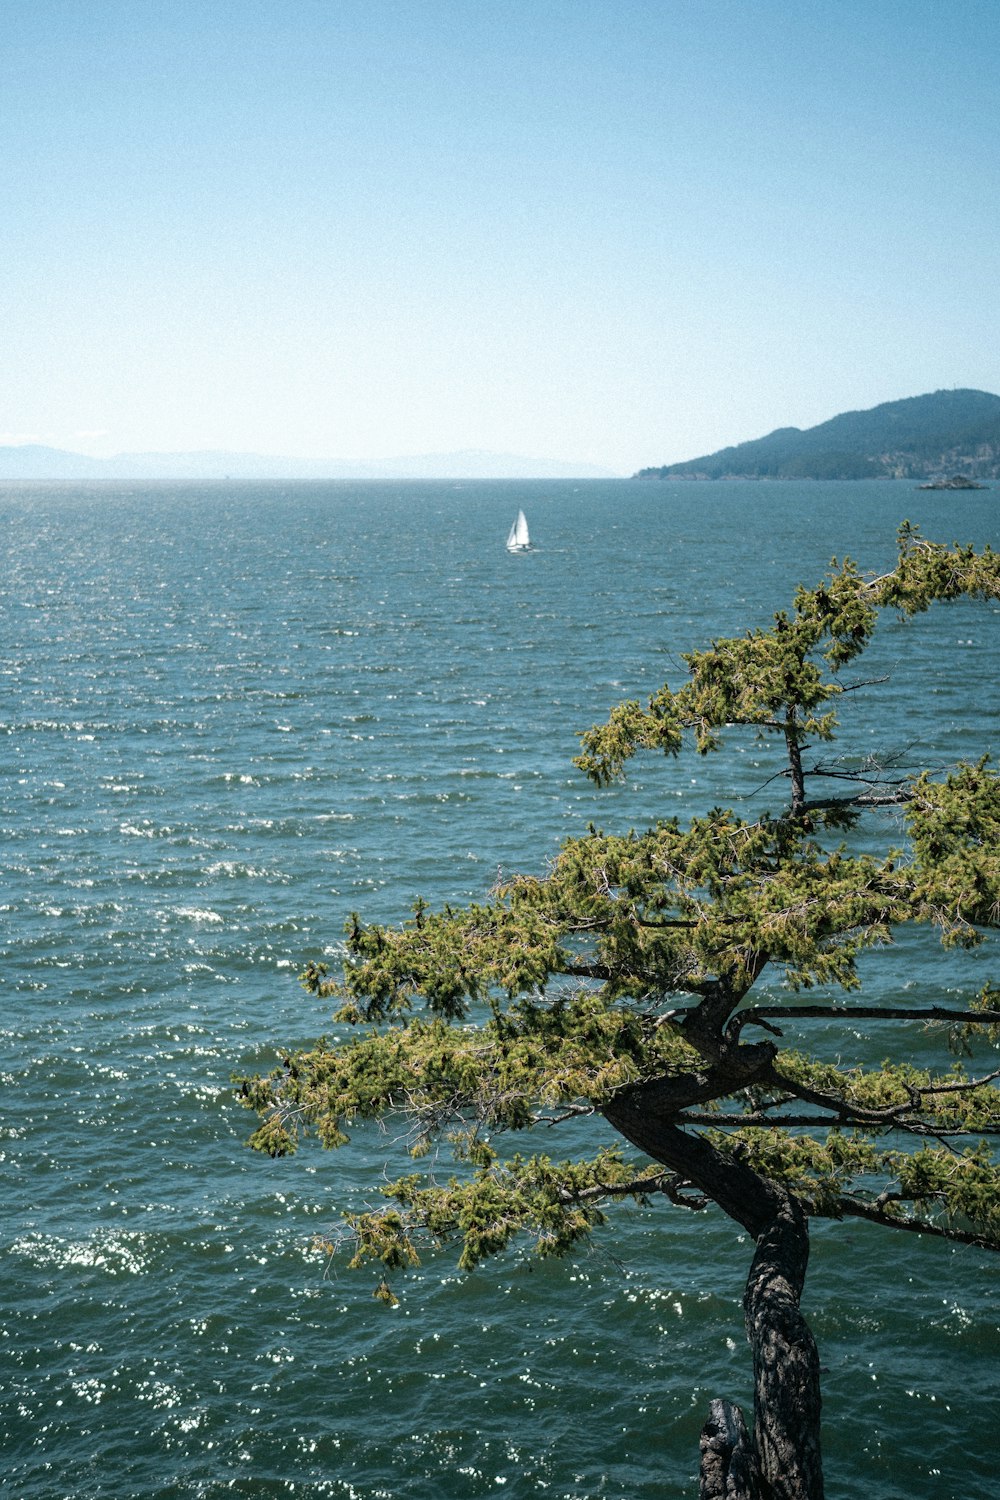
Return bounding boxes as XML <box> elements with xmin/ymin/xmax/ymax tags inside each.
<box><xmin>2</xmin><ymin>479</ymin><xmax>998</xmax><ymax>1499</ymax></box>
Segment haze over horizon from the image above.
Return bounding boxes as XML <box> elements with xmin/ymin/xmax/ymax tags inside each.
<box><xmin>4</xmin><ymin>1</ymin><xmax>1000</xmax><ymax>474</ymax></box>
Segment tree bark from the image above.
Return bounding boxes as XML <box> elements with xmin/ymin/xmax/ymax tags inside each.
<box><xmin>740</xmin><ymin>1196</ymin><xmax>823</xmax><ymax>1500</ymax></box>
<box><xmin>602</xmin><ymin>1088</ymin><xmax>823</xmax><ymax>1500</ymax></box>
<box><xmin>700</xmin><ymin>1399</ymin><xmax>759</xmax><ymax>1500</ymax></box>
<box><xmin>784</xmin><ymin>713</ymin><xmax>806</xmax><ymax>815</ymax></box>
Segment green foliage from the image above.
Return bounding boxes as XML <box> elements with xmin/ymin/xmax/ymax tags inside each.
<box><xmin>238</xmin><ymin>992</ymin><xmax>703</xmax><ymax>1157</ymax></box>
<box><xmin>575</xmin><ymin>525</ymin><xmax>1000</xmax><ymax>785</ymax></box>
<box><xmin>777</xmin><ymin>451</ymin><xmax>881</xmax><ymax>481</ymax></box>
<box><xmin>237</xmin><ymin>528</ymin><xmax>1000</xmax><ymax>1289</ymax></box>
<box><xmin>708</xmin><ymin>1127</ymin><xmax>882</xmax><ymax>1218</ymax></box>
<box><xmin>360</xmin><ymin>1147</ymin><xmax>648</xmax><ymax>1272</ymax></box>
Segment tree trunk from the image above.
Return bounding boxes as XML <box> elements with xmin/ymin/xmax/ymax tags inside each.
<box><xmin>784</xmin><ymin>717</ymin><xmax>807</xmax><ymax>816</ymax></box>
<box><xmin>740</xmin><ymin>1197</ymin><xmax>822</xmax><ymax>1500</ymax></box>
<box><xmin>700</xmin><ymin>1398</ymin><xmax>759</xmax><ymax>1500</ymax></box>
<box><xmin>695</xmin><ymin>1189</ymin><xmax>823</xmax><ymax>1500</ymax></box>
<box><xmin>602</xmin><ymin>1096</ymin><xmax>823</xmax><ymax>1500</ymax></box>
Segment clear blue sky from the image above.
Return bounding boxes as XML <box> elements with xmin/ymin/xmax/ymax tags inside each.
<box><xmin>3</xmin><ymin>0</ymin><xmax>999</xmax><ymax>472</ymax></box>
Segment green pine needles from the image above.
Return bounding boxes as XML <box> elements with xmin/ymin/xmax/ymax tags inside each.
<box><xmin>238</xmin><ymin>524</ymin><xmax>1000</xmax><ymax>1280</ymax></box>
<box><xmin>237</xmin><ymin>526</ymin><xmax>1000</xmax><ymax>1492</ymax></box>
<box><xmin>236</xmin><ymin>522</ymin><xmax>1000</xmax><ymax>1494</ymax></box>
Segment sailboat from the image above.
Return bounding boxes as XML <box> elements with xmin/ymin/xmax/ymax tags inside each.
<box><xmin>506</xmin><ymin>509</ymin><xmax>531</xmax><ymax>552</ymax></box>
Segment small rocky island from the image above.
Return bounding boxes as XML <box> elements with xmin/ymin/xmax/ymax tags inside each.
<box><xmin>917</xmin><ymin>475</ymin><xmax>988</xmax><ymax>490</ymax></box>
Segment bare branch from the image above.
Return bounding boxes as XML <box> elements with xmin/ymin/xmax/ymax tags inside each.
<box><xmin>564</xmin><ymin>1169</ymin><xmax>705</xmax><ymax>1209</ymax></box>
<box><xmin>801</xmin><ymin>790</ymin><xmax>914</xmax><ymax>813</ymax></box>
<box><xmin>836</xmin><ymin>1197</ymin><xmax>1000</xmax><ymax>1252</ymax></box>
<box><xmin>677</xmin><ymin>1112</ymin><xmax>848</xmax><ymax>1128</ymax></box>
<box><xmin>832</xmin><ymin>675</ymin><xmax>892</xmax><ymax>694</ymax></box>
<box><xmin>906</xmin><ymin>1066</ymin><xmax>1000</xmax><ymax>1095</ymax></box>
<box><xmin>677</xmin><ymin>1113</ymin><xmax>1000</xmax><ymax>1137</ymax></box>
<box><xmin>534</xmin><ymin>1104</ymin><xmax>597</xmax><ymax>1125</ymax></box>
<box><xmin>735</xmin><ymin>1003</ymin><xmax>1000</xmax><ymax>1036</ymax></box>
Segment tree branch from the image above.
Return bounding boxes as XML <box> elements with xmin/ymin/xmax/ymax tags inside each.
<box><xmin>563</xmin><ymin>1170</ymin><xmax>708</xmax><ymax>1211</ymax></box>
<box><xmin>837</xmin><ymin>1196</ymin><xmax>1000</xmax><ymax>1252</ymax></box>
<box><xmin>734</xmin><ymin>1004</ymin><xmax>1000</xmax><ymax>1036</ymax></box>
<box><xmin>677</xmin><ymin>1112</ymin><xmax>1000</xmax><ymax>1137</ymax></box>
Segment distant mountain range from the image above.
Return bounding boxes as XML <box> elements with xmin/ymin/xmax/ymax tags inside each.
<box><xmin>0</xmin><ymin>445</ymin><xmax>615</xmax><ymax>481</ymax></box>
<box><xmin>636</xmin><ymin>389</ymin><xmax>1000</xmax><ymax>481</ymax></box>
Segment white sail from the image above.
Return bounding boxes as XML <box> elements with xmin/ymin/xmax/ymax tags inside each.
<box><xmin>506</xmin><ymin>509</ymin><xmax>530</xmax><ymax>551</ymax></box>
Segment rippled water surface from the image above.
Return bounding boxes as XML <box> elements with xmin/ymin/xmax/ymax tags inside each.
<box><xmin>2</xmin><ymin>479</ymin><xmax>998</xmax><ymax>1499</ymax></box>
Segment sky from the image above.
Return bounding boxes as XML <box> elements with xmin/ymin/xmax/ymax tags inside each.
<box><xmin>3</xmin><ymin>0</ymin><xmax>1000</xmax><ymax>474</ymax></box>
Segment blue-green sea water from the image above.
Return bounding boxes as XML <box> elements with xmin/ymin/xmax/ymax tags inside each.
<box><xmin>2</xmin><ymin>479</ymin><xmax>998</xmax><ymax>1500</ymax></box>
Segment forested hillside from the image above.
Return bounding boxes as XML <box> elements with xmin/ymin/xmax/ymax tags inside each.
<box><xmin>637</xmin><ymin>389</ymin><xmax>1000</xmax><ymax>480</ymax></box>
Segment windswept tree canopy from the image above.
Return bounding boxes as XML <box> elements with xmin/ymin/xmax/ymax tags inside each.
<box><xmin>238</xmin><ymin>524</ymin><xmax>1000</xmax><ymax>1495</ymax></box>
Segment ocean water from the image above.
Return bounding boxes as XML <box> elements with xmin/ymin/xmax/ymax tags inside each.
<box><xmin>2</xmin><ymin>478</ymin><xmax>998</xmax><ymax>1500</ymax></box>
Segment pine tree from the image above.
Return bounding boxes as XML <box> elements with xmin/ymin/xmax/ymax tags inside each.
<box><xmin>238</xmin><ymin>524</ymin><xmax>1000</xmax><ymax>1500</ymax></box>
